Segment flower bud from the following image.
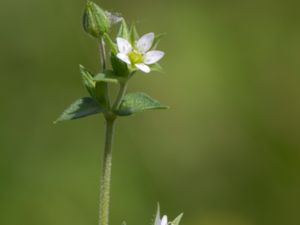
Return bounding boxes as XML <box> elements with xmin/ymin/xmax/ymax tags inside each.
<box><xmin>82</xmin><ymin>0</ymin><xmax>110</xmax><ymax>38</ymax></box>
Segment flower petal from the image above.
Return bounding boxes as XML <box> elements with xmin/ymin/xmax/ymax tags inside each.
<box><xmin>136</xmin><ymin>32</ymin><xmax>154</xmax><ymax>53</ymax></box>
<box><xmin>135</xmin><ymin>63</ymin><xmax>150</xmax><ymax>73</ymax></box>
<box><xmin>143</xmin><ymin>50</ymin><xmax>165</xmax><ymax>65</ymax></box>
<box><xmin>117</xmin><ymin>37</ymin><xmax>132</xmax><ymax>54</ymax></box>
<box><xmin>117</xmin><ymin>53</ymin><xmax>131</xmax><ymax>64</ymax></box>
<box><xmin>161</xmin><ymin>216</ymin><xmax>168</xmax><ymax>225</ymax></box>
<box><xmin>154</xmin><ymin>206</ymin><xmax>161</xmax><ymax>225</ymax></box>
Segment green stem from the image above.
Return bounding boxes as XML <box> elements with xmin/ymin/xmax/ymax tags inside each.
<box><xmin>98</xmin><ymin>81</ymin><xmax>128</xmax><ymax>225</ymax></box>
<box><xmin>99</xmin><ymin>118</ymin><xmax>116</xmax><ymax>225</ymax></box>
<box><xmin>113</xmin><ymin>81</ymin><xmax>128</xmax><ymax>111</ymax></box>
<box><xmin>98</xmin><ymin>38</ymin><xmax>107</xmax><ymax>71</ymax></box>
<box><xmin>98</xmin><ymin>37</ymin><xmax>110</xmax><ymax>109</ymax></box>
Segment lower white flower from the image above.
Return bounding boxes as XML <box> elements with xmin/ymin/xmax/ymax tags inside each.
<box><xmin>116</xmin><ymin>32</ymin><xmax>165</xmax><ymax>73</ymax></box>
<box><xmin>154</xmin><ymin>205</ymin><xmax>169</xmax><ymax>225</ymax></box>
<box><xmin>155</xmin><ymin>215</ymin><xmax>168</xmax><ymax>225</ymax></box>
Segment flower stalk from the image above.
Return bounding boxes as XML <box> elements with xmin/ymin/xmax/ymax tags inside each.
<box><xmin>98</xmin><ymin>38</ymin><xmax>107</xmax><ymax>71</ymax></box>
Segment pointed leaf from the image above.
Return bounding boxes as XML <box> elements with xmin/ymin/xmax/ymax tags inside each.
<box><xmin>93</xmin><ymin>71</ymin><xmax>121</xmax><ymax>84</ymax></box>
<box><xmin>116</xmin><ymin>92</ymin><xmax>169</xmax><ymax>116</ymax></box>
<box><xmin>171</xmin><ymin>213</ymin><xmax>183</xmax><ymax>225</ymax></box>
<box><xmin>79</xmin><ymin>65</ymin><xmax>108</xmax><ymax>108</ymax></box>
<box><xmin>54</xmin><ymin>97</ymin><xmax>103</xmax><ymax>123</ymax></box>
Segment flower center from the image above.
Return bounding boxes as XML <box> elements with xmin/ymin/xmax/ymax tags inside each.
<box><xmin>129</xmin><ymin>51</ymin><xmax>143</xmax><ymax>64</ymax></box>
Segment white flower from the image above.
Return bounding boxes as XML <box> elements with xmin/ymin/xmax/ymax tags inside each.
<box><xmin>154</xmin><ymin>205</ymin><xmax>169</xmax><ymax>225</ymax></box>
<box><xmin>116</xmin><ymin>32</ymin><xmax>165</xmax><ymax>73</ymax></box>
<box><xmin>155</xmin><ymin>215</ymin><xmax>169</xmax><ymax>225</ymax></box>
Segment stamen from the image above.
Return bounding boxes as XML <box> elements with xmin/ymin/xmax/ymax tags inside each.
<box><xmin>129</xmin><ymin>51</ymin><xmax>143</xmax><ymax>64</ymax></box>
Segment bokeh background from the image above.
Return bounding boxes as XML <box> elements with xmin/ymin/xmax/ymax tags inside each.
<box><xmin>1</xmin><ymin>0</ymin><xmax>300</xmax><ymax>225</ymax></box>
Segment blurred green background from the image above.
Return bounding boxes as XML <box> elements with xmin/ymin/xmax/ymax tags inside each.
<box><xmin>1</xmin><ymin>0</ymin><xmax>300</xmax><ymax>225</ymax></box>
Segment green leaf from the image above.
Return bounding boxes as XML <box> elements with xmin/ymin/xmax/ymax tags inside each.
<box><xmin>79</xmin><ymin>65</ymin><xmax>108</xmax><ymax>108</ymax></box>
<box><xmin>116</xmin><ymin>92</ymin><xmax>169</xmax><ymax>116</ymax></box>
<box><xmin>171</xmin><ymin>213</ymin><xmax>183</xmax><ymax>225</ymax></box>
<box><xmin>79</xmin><ymin>64</ymin><xmax>95</xmax><ymax>97</ymax></box>
<box><xmin>93</xmin><ymin>71</ymin><xmax>121</xmax><ymax>84</ymax></box>
<box><xmin>54</xmin><ymin>97</ymin><xmax>103</xmax><ymax>123</ymax></box>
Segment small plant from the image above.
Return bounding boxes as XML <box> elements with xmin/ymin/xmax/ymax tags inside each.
<box><xmin>55</xmin><ymin>1</ymin><xmax>183</xmax><ymax>225</ymax></box>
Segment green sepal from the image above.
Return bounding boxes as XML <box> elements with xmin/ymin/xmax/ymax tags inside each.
<box><xmin>115</xmin><ymin>92</ymin><xmax>169</xmax><ymax>116</ymax></box>
<box><xmin>121</xmin><ymin>222</ymin><xmax>127</xmax><ymax>225</ymax></box>
<box><xmin>171</xmin><ymin>213</ymin><xmax>184</xmax><ymax>225</ymax></box>
<box><xmin>129</xmin><ymin>23</ymin><xmax>139</xmax><ymax>45</ymax></box>
<box><xmin>151</xmin><ymin>33</ymin><xmax>166</xmax><ymax>49</ymax></box>
<box><xmin>103</xmin><ymin>33</ymin><xmax>118</xmax><ymax>54</ymax></box>
<box><xmin>150</xmin><ymin>63</ymin><xmax>164</xmax><ymax>73</ymax></box>
<box><xmin>79</xmin><ymin>65</ymin><xmax>108</xmax><ymax>108</ymax></box>
<box><xmin>111</xmin><ymin>53</ymin><xmax>129</xmax><ymax>77</ymax></box>
<box><xmin>54</xmin><ymin>97</ymin><xmax>104</xmax><ymax>123</ymax></box>
<box><xmin>82</xmin><ymin>0</ymin><xmax>110</xmax><ymax>38</ymax></box>
<box><xmin>117</xmin><ymin>19</ymin><xmax>129</xmax><ymax>39</ymax></box>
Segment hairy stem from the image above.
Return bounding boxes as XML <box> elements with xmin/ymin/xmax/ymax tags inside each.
<box><xmin>98</xmin><ymin>81</ymin><xmax>128</xmax><ymax>225</ymax></box>
<box><xmin>99</xmin><ymin>118</ymin><xmax>116</xmax><ymax>225</ymax></box>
